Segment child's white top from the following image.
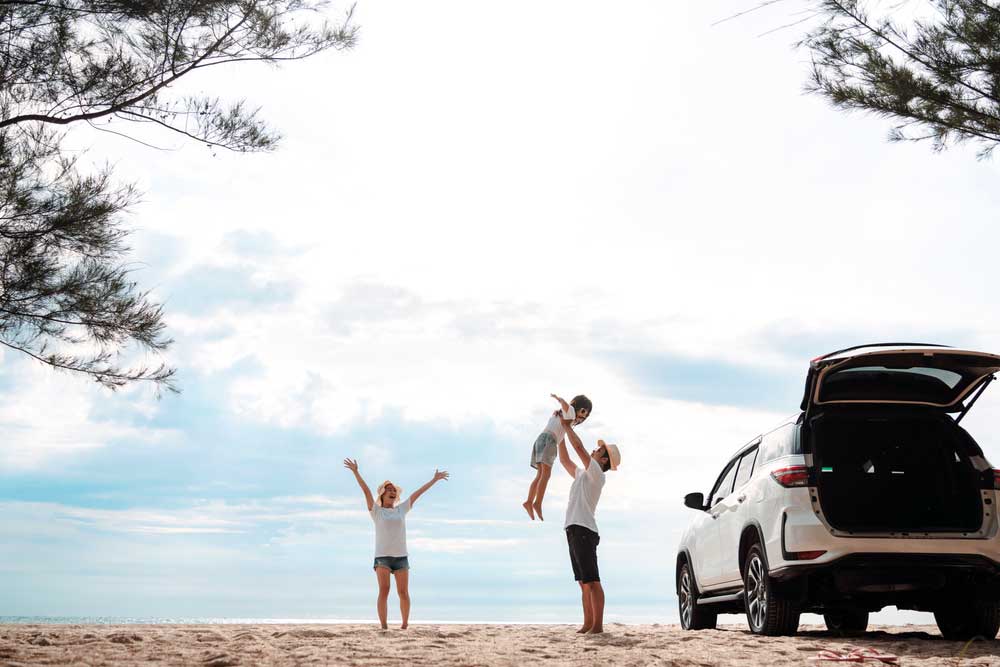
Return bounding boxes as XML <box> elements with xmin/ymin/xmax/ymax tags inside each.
<box><xmin>371</xmin><ymin>498</ymin><xmax>411</xmax><ymax>558</ymax></box>
<box><xmin>543</xmin><ymin>405</ymin><xmax>576</xmax><ymax>443</ymax></box>
<box><xmin>564</xmin><ymin>457</ymin><xmax>606</xmax><ymax>534</ymax></box>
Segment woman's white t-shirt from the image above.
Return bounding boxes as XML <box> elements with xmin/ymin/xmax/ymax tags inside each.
<box><xmin>371</xmin><ymin>499</ymin><xmax>411</xmax><ymax>558</ymax></box>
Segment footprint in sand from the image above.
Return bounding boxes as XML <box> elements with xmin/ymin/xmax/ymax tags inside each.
<box><xmin>289</xmin><ymin>629</ymin><xmax>337</xmax><ymax>639</ymax></box>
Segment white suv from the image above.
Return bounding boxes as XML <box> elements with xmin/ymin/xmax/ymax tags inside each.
<box><xmin>677</xmin><ymin>344</ymin><xmax>1000</xmax><ymax>638</ymax></box>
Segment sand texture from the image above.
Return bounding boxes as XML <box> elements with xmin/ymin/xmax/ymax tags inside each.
<box><xmin>1</xmin><ymin>623</ymin><xmax>999</xmax><ymax>666</ymax></box>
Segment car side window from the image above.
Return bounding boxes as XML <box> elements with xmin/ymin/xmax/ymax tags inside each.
<box><xmin>733</xmin><ymin>446</ymin><xmax>759</xmax><ymax>490</ymax></box>
<box><xmin>710</xmin><ymin>459</ymin><xmax>739</xmax><ymax>507</ymax></box>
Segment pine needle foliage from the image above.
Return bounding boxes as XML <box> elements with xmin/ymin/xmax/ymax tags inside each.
<box><xmin>803</xmin><ymin>0</ymin><xmax>1000</xmax><ymax>156</ymax></box>
<box><xmin>0</xmin><ymin>1</ymin><xmax>357</xmax><ymax>392</ymax></box>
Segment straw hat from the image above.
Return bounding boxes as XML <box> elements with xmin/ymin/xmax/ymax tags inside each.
<box><xmin>605</xmin><ymin>443</ymin><xmax>622</xmax><ymax>471</ymax></box>
<box><xmin>375</xmin><ymin>480</ymin><xmax>402</xmax><ymax>507</ymax></box>
<box><xmin>598</xmin><ymin>439</ymin><xmax>622</xmax><ymax>471</ymax></box>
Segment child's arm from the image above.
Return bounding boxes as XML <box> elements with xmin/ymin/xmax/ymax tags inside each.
<box><xmin>408</xmin><ymin>469</ymin><xmax>449</xmax><ymax>508</ymax></box>
<box><xmin>343</xmin><ymin>458</ymin><xmax>375</xmax><ymax>511</ymax></box>
<box><xmin>563</xmin><ymin>422</ymin><xmax>591</xmax><ymax>470</ymax></box>
<box><xmin>550</xmin><ymin>393</ymin><xmax>574</xmax><ymax>419</ymax></box>
<box><xmin>558</xmin><ymin>435</ymin><xmax>577</xmax><ymax>477</ymax></box>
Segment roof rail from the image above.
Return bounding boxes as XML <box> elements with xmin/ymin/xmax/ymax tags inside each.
<box><xmin>812</xmin><ymin>342</ymin><xmax>952</xmax><ymax>363</ymax></box>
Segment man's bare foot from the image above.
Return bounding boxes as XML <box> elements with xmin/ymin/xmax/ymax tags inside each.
<box><xmin>522</xmin><ymin>501</ymin><xmax>535</xmax><ymax>520</ymax></box>
<box><xmin>380</xmin><ymin>624</ymin><xmax>388</xmax><ymax>630</ymax></box>
<box><xmin>400</xmin><ymin>624</ymin><xmax>408</xmax><ymax>630</ymax></box>
<box><xmin>532</xmin><ymin>501</ymin><xmax>544</xmax><ymax>521</ymax></box>
<box><xmin>576</xmin><ymin>626</ymin><xmax>592</xmax><ymax>634</ymax></box>
<box><xmin>587</xmin><ymin>628</ymin><xmax>604</xmax><ymax>635</ymax></box>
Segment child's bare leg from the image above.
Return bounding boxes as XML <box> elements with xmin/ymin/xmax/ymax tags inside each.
<box><xmin>375</xmin><ymin>567</ymin><xmax>391</xmax><ymax>630</ymax></box>
<box><xmin>577</xmin><ymin>581</ymin><xmax>593</xmax><ymax>633</ymax></box>
<box><xmin>532</xmin><ymin>463</ymin><xmax>552</xmax><ymax>521</ymax></box>
<box><xmin>522</xmin><ymin>468</ymin><xmax>541</xmax><ymax>519</ymax></box>
<box><xmin>394</xmin><ymin>569</ymin><xmax>410</xmax><ymax>629</ymax></box>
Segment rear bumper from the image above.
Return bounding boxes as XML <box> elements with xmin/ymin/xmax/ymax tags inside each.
<box><xmin>771</xmin><ymin>552</ymin><xmax>1000</xmax><ymax>580</ymax></box>
<box><xmin>770</xmin><ymin>553</ymin><xmax>1000</xmax><ymax>612</ymax></box>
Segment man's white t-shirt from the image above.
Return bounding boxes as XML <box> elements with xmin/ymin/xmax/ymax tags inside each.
<box><xmin>371</xmin><ymin>498</ymin><xmax>411</xmax><ymax>558</ymax></box>
<box><xmin>564</xmin><ymin>458</ymin><xmax>606</xmax><ymax>534</ymax></box>
<box><xmin>543</xmin><ymin>405</ymin><xmax>576</xmax><ymax>443</ymax></box>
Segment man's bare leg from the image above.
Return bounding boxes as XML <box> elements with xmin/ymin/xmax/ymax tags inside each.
<box><xmin>532</xmin><ymin>463</ymin><xmax>552</xmax><ymax>521</ymax></box>
<box><xmin>522</xmin><ymin>468</ymin><xmax>540</xmax><ymax>519</ymax></box>
<box><xmin>394</xmin><ymin>569</ymin><xmax>410</xmax><ymax>629</ymax></box>
<box><xmin>586</xmin><ymin>581</ymin><xmax>605</xmax><ymax>634</ymax></box>
<box><xmin>375</xmin><ymin>567</ymin><xmax>391</xmax><ymax>630</ymax></box>
<box><xmin>577</xmin><ymin>581</ymin><xmax>594</xmax><ymax>633</ymax></box>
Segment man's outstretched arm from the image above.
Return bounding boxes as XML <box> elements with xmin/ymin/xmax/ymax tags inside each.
<box><xmin>563</xmin><ymin>422</ymin><xmax>590</xmax><ymax>469</ymax></box>
<box><xmin>558</xmin><ymin>436</ymin><xmax>577</xmax><ymax>478</ymax></box>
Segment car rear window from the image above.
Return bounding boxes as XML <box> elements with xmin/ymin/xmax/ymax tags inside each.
<box><xmin>758</xmin><ymin>424</ymin><xmax>799</xmax><ymax>464</ymax></box>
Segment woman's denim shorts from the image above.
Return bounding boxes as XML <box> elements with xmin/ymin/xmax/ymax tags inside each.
<box><xmin>373</xmin><ymin>556</ymin><xmax>410</xmax><ymax>572</ymax></box>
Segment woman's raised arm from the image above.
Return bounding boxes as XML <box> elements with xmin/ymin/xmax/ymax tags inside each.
<box><xmin>408</xmin><ymin>469</ymin><xmax>449</xmax><ymax>508</ymax></box>
<box><xmin>344</xmin><ymin>458</ymin><xmax>375</xmax><ymax>511</ymax></box>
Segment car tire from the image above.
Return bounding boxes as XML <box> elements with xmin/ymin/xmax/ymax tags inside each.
<box><xmin>824</xmin><ymin>609</ymin><xmax>869</xmax><ymax>636</ymax></box>
<box><xmin>678</xmin><ymin>561</ymin><xmax>718</xmax><ymax>630</ymax></box>
<box><xmin>744</xmin><ymin>543</ymin><xmax>800</xmax><ymax>636</ymax></box>
<box><xmin>934</xmin><ymin>601</ymin><xmax>1000</xmax><ymax>640</ymax></box>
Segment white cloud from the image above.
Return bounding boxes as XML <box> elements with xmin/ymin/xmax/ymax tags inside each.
<box><xmin>408</xmin><ymin>537</ymin><xmax>524</xmax><ymax>553</ymax></box>
<box><xmin>0</xmin><ymin>358</ymin><xmax>177</xmax><ymax>471</ymax></box>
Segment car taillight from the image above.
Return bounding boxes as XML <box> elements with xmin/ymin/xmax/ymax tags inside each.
<box><xmin>771</xmin><ymin>465</ymin><xmax>809</xmax><ymax>488</ymax></box>
<box><xmin>788</xmin><ymin>550</ymin><xmax>826</xmax><ymax>561</ymax></box>
<box><xmin>992</xmin><ymin>469</ymin><xmax>1000</xmax><ymax>490</ymax></box>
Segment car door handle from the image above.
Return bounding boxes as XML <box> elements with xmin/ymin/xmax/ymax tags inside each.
<box><xmin>737</xmin><ymin>494</ymin><xmax>747</xmax><ymax>503</ymax></box>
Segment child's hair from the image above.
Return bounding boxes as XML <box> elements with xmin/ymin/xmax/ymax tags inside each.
<box><xmin>599</xmin><ymin>457</ymin><xmax>611</xmax><ymax>473</ymax></box>
<box><xmin>570</xmin><ymin>395</ymin><xmax>593</xmax><ymax>415</ymax></box>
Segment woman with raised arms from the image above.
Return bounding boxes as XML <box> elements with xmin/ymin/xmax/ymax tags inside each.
<box><xmin>343</xmin><ymin>458</ymin><xmax>449</xmax><ymax>629</ymax></box>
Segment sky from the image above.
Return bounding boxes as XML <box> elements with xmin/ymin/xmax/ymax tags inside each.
<box><xmin>4</xmin><ymin>0</ymin><xmax>1000</xmax><ymax>625</ymax></box>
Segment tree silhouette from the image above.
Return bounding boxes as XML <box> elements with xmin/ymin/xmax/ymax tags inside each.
<box><xmin>0</xmin><ymin>0</ymin><xmax>357</xmax><ymax>391</ymax></box>
<box><xmin>803</xmin><ymin>0</ymin><xmax>1000</xmax><ymax>156</ymax></box>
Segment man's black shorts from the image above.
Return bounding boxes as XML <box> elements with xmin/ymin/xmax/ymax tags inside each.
<box><xmin>566</xmin><ymin>525</ymin><xmax>600</xmax><ymax>583</ymax></box>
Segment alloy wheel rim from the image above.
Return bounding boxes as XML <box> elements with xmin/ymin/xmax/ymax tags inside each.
<box><xmin>680</xmin><ymin>569</ymin><xmax>693</xmax><ymax>627</ymax></box>
<box><xmin>746</xmin><ymin>554</ymin><xmax>767</xmax><ymax>630</ymax></box>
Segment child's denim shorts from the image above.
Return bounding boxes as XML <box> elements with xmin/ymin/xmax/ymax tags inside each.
<box><xmin>373</xmin><ymin>556</ymin><xmax>410</xmax><ymax>572</ymax></box>
<box><xmin>530</xmin><ymin>431</ymin><xmax>558</xmax><ymax>469</ymax></box>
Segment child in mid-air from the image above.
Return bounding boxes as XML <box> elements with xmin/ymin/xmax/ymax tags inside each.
<box><xmin>523</xmin><ymin>393</ymin><xmax>592</xmax><ymax>520</ymax></box>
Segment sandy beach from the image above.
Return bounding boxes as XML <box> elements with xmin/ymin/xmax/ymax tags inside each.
<box><xmin>1</xmin><ymin>623</ymin><xmax>999</xmax><ymax>666</ymax></box>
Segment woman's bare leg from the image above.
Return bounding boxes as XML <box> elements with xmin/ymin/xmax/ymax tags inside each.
<box><xmin>523</xmin><ymin>468</ymin><xmax>541</xmax><ymax>519</ymax></box>
<box><xmin>394</xmin><ymin>569</ymin><xmax>411</xmax><ymax>629</ymax></box>
<box><xmin>577</xmin><ymin>581</ymin><xmax>593</xmax><ymax>633</ymax></box>
<box><xmin>375</xmin><ymin>567</ymin><xmax>391</xmax><ymax>629</ymax></box>
<box><xmin>532</xmin><ymin>463</ymin><xmax>552</xmax><ymax>520</ymax></box>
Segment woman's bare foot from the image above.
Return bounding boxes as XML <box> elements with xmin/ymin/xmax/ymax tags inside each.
<box><xmin>400</xmin><ymin>624</ymin><xmax>408</xmax><ymax>630</ymax></box>
<box><xmin>587</xmin><ymin>628</ymin><xmax>604</xmax><ymax>635</ymax></box>
<box><xmin>576</xmin><ymin>626</ymin><xmax>592</xmax><ymax>634</ymax></box>
<box><xmin>522</xmin><ymin>501</ymin><xmax>535</xmax><ymax>520</ymax></box>
<box><xmin>532</xmin><ymin>501</ymin><xmax>544</xmax><ymax>521</ymax></box>
<box><xmin>380</xmin><ymin>624</ymin><xmax>389</xmax><ymax>630</ymax></box>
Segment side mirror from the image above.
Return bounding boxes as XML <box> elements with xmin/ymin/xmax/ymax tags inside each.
<box><xmin>684</xmin><ymin>492</ymin><xmax>705</xmax><ymax>511</ymax></box>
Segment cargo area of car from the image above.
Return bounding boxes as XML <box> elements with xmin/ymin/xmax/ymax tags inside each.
<box><xmin>810</xmin><ymin>412</ymin><xmax>985</xmax><ymax>533</ymax></box>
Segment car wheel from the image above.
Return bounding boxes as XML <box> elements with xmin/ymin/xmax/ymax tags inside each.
<box><xmin>678</xmin><ymin>561</ymin><xmax>717</xmax><ymax>630</ymax></box>
<box><xmin>935</xmin><ymin>601</ymin><xmax>1000</xmax><ymax>640</ymax></box>
<box><xmin>744</xmin><ymin>543</ymin><xmax>800</xmax><ymax>636</ymax></box>
<box><xmin>824</xmin><ymin>609</ymin><xmax>869</xmax><ymax>636</ymax></box>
